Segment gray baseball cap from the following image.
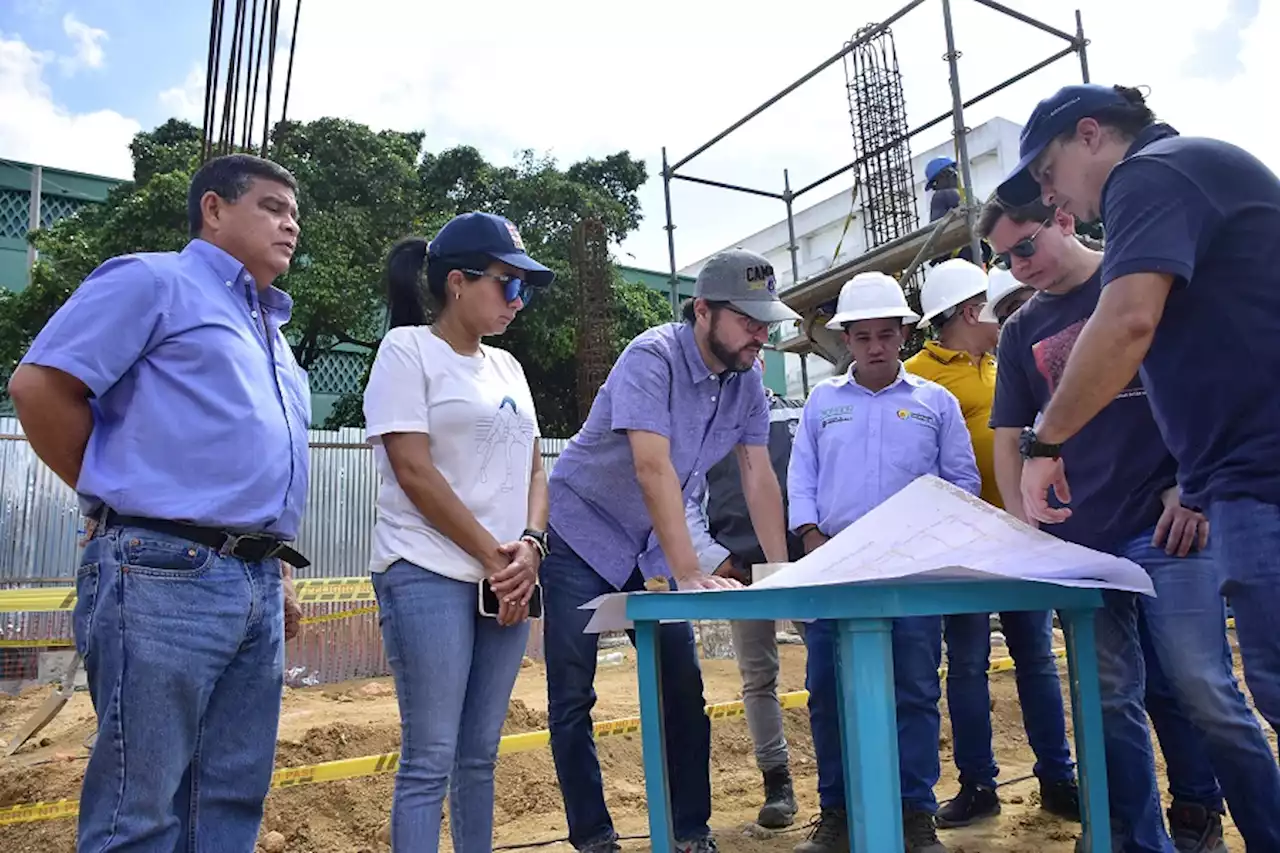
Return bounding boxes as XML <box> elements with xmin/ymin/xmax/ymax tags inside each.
<box><xmin>694</xmin><ymin>249</ymin><xmax>801</xmax><ymax>324</ymax></box>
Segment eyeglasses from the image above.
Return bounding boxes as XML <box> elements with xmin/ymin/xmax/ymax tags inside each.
<box><xmin>462</xmin><ymin>269</ymin><xmax>535</xmax><ymax>306</ymax></box>
<box><xmin>722</xmin><ymin>305</ymin><xmax>771</xmax><ymax>335</ymax></box>
<box><xmin>996</xmin><ymin>218</ymin><xmax>1052</xmax><ymax>268</ymax></box>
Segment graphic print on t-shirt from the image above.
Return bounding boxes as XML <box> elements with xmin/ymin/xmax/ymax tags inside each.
<box><xmin>476</xmin><ymin>396</ymin><xmax>535</xmax><ymax>493</ymax></box>
<box><xmin>1031</xmin><ymin>314</ymin><xmax>1145</xmax><ymax>400</ymax></box>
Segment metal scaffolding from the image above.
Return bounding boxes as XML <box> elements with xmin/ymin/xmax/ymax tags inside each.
<box><xmin>845</xmin><ymin>25</ymin><xmax>918</xmax><ymax>251</ymax></box>
<box><xmin>660</xmin><ymin>0</ymin><xmax>1091</xmax><ymax>380</ymax></box>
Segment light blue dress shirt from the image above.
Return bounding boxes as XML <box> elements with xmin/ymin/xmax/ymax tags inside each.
<box><xmin>787</xmin><ymin>363</ymin><xmax>980</xmax><ymax>537</ymax></box>
<box><xmin>21</xmin><ymin>239</ymin><xmax>312</xmax><ymax>540</ymax></box>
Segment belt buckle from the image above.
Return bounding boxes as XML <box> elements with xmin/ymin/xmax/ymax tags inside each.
<box><xmin>220</xmin><ymin>533</ymin><xmax>278</xmax><ymax>561</ymax></box>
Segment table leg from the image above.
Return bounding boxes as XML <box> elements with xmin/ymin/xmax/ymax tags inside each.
<box><xmin>836</xmin><ymin>618</ymin><xmax>903</xmax><ymax>852</ymax></box>
<box><xmin>634</xmin><ymin>619</ymin><xmax>675</xmax><ymax>853</ymax></box>
<box><xmin>1061</xmin><ymin>608</ymin><xmax>1111</xmax><ymax>852</ymax></box>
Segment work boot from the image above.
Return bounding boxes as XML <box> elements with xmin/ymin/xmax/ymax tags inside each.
<box><xmin>1167</xmin><ymin>802</ymin><xmax>1228</xmax><ymax>853</ymax></box>
<box><xmin>757</xmin><ymin>766</ymin><xmax>799</xmax><ymax>828</ymax></box>
<box><xmin>1041</xmin><ymin>778</ymin><xmax>1082</xmax><ymax>822</ymax></box>
<box><xmin>675</xmin><ymin>836</ymin><xmax>719</xmax><ymax>853</ymax></box>
<box><xmin>793</xmin><ymin>808</ymin><xmax>849</xmax><ymax>853</ymax></box>
<box><xmin>903</xmin><ymin>808</ymin><xmax>948</xmax><ymax>853</ymax></box>
<box><xmin>935</xmin><ymin>783</ymin><xmax>1000</xmax><ymax>828</ymax></box>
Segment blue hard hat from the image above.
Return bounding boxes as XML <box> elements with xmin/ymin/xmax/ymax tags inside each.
<box><xmin>925</xmin><ymin>157</ymin><xmax>957</xmax><ymax>185</ymax></box>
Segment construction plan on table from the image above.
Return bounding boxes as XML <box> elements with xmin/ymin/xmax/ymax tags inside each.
<box><xmin>582</xmin><ymin>474</ymin><xmax>1154</xmax><ymax>633</ymax></box>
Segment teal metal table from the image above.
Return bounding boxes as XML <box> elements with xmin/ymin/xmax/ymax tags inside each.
<box><xmin>624</xmin><ymin>579</ymin><xmax>1109</xmax><ymax>853</ymax></box>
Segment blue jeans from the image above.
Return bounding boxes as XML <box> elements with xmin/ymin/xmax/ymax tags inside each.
<box><xmin>806</xmin><ymin>616</ymin><xmax>943</xmax><ymax>813</ymax></box>
<box><xmin>944</xmin><ymin>610</ymin><xmax>1074</xmax><ymax>788</ymax></box>
<box><xmin>1208</xmin><ymin>498</ymin><xmax>1280</xmax><ymax>730</ymax></box>
<box><xmin>1138</xmin><ymin>606</ymin><xmax>1225</xmax><ymax>814</ymax></box>
<box><xmin>542</xmin><ymin>529</ymin><xmax>712</xmax><ymax>848</ymax></box>
<box><xmin>73</xmin><ymin>525</ymin><xmax>284</xmax><ymax>853</ymax></box>
<box><xmin>1096</xmin><ymin>526</ymin><xmax>1280</xmax><ymax>852</ymax></box>
<box><xmin>373</xmin><ymin>560</ymin><xmax>530</xmax><ymax>853</ymax></box>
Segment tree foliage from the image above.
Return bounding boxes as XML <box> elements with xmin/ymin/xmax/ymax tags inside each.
<box><xmin>0</xmin><ymin>118</ymin><xmax>670</xmax><ymax>436</ymax></box>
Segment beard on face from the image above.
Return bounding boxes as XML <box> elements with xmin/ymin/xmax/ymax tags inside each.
<box><xmin>709</xmin><ymin>310</ymin><xmax>760</xmax><ymax>373</ymax></box>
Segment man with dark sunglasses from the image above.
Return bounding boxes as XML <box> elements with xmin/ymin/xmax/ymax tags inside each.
<box><xmin>979</xmin><ymin>192</ymin><xmax>1278</xmax><ymax>852</ymax></box>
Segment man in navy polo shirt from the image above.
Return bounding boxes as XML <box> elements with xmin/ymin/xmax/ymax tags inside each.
<box><xmin>998</xmin><ymin>84</ymin><xmax>1280</xmax><ymax>739</ymax></box>
<box><xmin>980</xmin><ymin>191</ymin><xmax>1280</xmax><ymax>852</ymax></box>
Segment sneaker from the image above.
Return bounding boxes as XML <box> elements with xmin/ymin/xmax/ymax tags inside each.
<box><xmin>1041</xmin><ymin>778</ymin><xmax>1082</xmax><ymax>822</ymax></box>
<box><xmin>675</xmin><ymin>836</ymin><xmax>718</xmax><ymax>853</ymax></box>
<box><xmin>935</xmin><ymin>784</ymin><xmax>1000</xmax><ymax>828</ymax></box>
<box><xmin>757</xmin><ymin>766</ymin><xmax>799</xmax><ymax>829</ymax></box>
<box><xmin>903</xmin><ymin>808</ymin><xmax>948</xmax><ymax>853</ymax></box>
<box><xmin>794</xmin><ymin>809</ymin><xmax>849</xmax><ymax>853</ymax></box>
<box><xmin>1167</xmin><ymin>802</ymin><xmax>1228</xmax><ymax>853</ymax></box>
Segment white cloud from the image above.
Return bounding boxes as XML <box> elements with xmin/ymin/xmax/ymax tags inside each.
<box><xmin>0</xmin><ymin>33</ymin><xmax>137</xmax><ymax>178</ymax></box>
<box><xmin>159</xmin><ymin>63</ymin><xmax>206</xmax><ymax>122</ymax></box>
<box><xmin>58</xmin><ymin>12</ymin><xmax>107</xmax><ymax>76</ymax></box>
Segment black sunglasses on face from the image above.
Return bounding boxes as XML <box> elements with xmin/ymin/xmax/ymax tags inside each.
<box><xmin>462</xmin><ymin>268</ymin><xmax>535</xmax><ymax>305</ymax></box>
<box><xmin>996</xmin><ymin>218</ymin><xmax>1053</xmax><ymax>269</ymax></box>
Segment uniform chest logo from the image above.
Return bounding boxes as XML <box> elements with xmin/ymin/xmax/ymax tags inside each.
<box><xmin>896</xmin><ymin>408</ymin><xmax>936</xmax><ymax>426</ymax></box>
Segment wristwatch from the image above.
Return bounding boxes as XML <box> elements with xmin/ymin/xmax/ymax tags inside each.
<box><xmin>520</xmin><ymin>528</ymin><xmax>549</xmax><ymax>561</ymax></box>
<box><xmin>1019</xmin><ymin>427</ymin><xmax>1063</xmax><ymax>460</ymax></box>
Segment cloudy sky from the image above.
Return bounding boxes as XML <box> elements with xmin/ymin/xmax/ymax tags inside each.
<box><xmin>0</xmin><ymin>0</ymin><xmax>1271</xmax><ymax>271</ymax></box>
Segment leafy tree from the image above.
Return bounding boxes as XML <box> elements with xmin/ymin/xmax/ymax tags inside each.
<box><xmin>0</xmin><ymin>118</ymin><xmax>669</xmax><ymax>437</ymax></box>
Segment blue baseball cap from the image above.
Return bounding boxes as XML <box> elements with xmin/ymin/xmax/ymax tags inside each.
<box><xmin>997</xmin><ymin>84</ymin><xmax>1131</xmax><ymax>206</ymax></box>
<box><xmin>428</xmin><ymin>212</ymin><xmax>555</xmax><ymax>288</ymax></box>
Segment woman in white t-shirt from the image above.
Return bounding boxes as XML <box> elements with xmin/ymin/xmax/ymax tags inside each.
<box><xmin>363</xmin><ymin>212</ymin><xmax>554</xmax><ymax>853</ymax></box>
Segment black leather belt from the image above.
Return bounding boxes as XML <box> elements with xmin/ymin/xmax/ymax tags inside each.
<box><xmin>103</xmin><ymin>511</ymin><xmax>311</xmax><ymax>569</ymax></box>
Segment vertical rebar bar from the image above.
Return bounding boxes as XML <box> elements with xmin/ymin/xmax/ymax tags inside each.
<box><xmin>1075</xmin><ymin>10</ymin><xmax>1090</xmax><ymax>83</ymax></box>
<box><xmin>662</xmin><ymin>147</ymin><xmax>679</xmax><ymax>318</ymax></box>
<box><xmin>941</xmin><ymin>0</ymin><xmax>984</xmax><ymax>264</ymax></box>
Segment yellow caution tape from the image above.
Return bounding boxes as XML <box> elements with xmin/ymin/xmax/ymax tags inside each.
<box><xmin>0</xmin><ymin>639</ymin><xmax>75</xmax><ymax>649</ymax></box>
<box><xmin>0</xmin><ymin>652</ymin><xmax>1064</xmax><ymax>826</ymax></box>
<box><xmin>298</xmin><ymin>606</ymin><xmax>379</xmax><ymax>627</ymax></box>
<box><xmin>0</xmin><ymin>577</ymin><xmax>377</xmax><ymax>613</ymax></box>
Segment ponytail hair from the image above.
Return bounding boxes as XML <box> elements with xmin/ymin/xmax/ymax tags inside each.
<box><xmin>1058</xmin><ymin>85</ymin><xmax>1157</xmax><ymax>145</ymax></box>
<box><xmin>384</xmin><ymin>236</ymin><xmax>491</xmax><ymax>329</ymax></box>
<box><xmin>386</xmin><ymin>237</ymin><xmax>430</xmax><ymax>329</ymax></box>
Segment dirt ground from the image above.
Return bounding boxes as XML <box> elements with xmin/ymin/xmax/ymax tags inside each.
<box><xmin>0</xmin><ymin>637</ymin><xmax>1266</xmax><ymax>852</ymax></box>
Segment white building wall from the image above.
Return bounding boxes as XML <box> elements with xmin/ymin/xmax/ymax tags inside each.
<box><xmin>680</xmin><ymin>117</ymin><xmax>1025</xmax><ymax>397</ymax></box>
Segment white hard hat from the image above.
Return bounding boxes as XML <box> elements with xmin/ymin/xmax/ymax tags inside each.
<box><xmin>825</xmin><ymin>272</ymin><xmax>920</xmax><ymax>329</ymax></box>
<box><xmin>978</xmin><ymin>267</ymin><xmax>1033</xmax><ymax>323</ymax></box>
<box><xmin>917</xmin><ymin>259</ymin><xmax>989</xmax><ymax>329</ymax></box>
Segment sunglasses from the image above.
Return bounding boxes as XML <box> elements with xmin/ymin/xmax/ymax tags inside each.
<box><xmin>462</xmin><ymin>268</ymin><xmax>535</xmax><ymax>306</ymax></box>
<box><xmin>996</xmin><ymin>218</ymin><xmax>1053</xmax><ymax>268</ymax></box>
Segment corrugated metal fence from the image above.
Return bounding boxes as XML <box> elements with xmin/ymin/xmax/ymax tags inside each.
<box><xmin>0</xmin><ymin>418</ymin><xmax>569</xmax><ymax>686</ymax></box>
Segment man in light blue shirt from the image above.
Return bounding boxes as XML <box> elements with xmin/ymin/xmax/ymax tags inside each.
<box><xmin>787</xmin><ymin>272</ymin><xmax>980</xmax><ymax>853</ymax></box>
<box><xmin>8</xmin><ymin>154</ymin><xmax>311</xmax><ymax>852</ymax></box>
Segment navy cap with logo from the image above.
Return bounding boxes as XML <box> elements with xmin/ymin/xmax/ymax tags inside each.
<box><xmin>428</xmin><ymin>212</ymin><xmax>555</xmax><ymax>288</ymax></box>
<box><xmin>997</xmin><ymin>84</ymin><xmax>1131</xmax><ymax>206</ymax></box>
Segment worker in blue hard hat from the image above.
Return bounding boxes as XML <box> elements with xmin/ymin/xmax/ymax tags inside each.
<box><xmin>925</xmin><ymin>157</ymin><xmax>961</xmax><ymax>223</ymax></box>
<box><xmin>924</xmin><ymin>155</ymin><xmax>993</xmax><ymax>268</ymax></box>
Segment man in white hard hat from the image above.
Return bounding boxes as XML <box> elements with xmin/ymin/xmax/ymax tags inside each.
<box><xmin>979</xmin><ymin>191</ymin><xmax>1280</xmax><ymax>852</ymax></box>
<box><xmin>904</xmin><ymin>259</ymin><xmax>1079</xmax><ymax>827</ymax></box>
<box><xmin>788</xmin><ymin>271</ymin><xmax>980</xmax><ymax>853</ymax></box>
<box><xmin>979</xmin><ymin>268</ymin><xmax>1033</xmax><ymax>326</ymax></box>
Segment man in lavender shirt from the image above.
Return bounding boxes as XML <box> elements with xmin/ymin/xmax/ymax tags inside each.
<box><xmin>543</xmin><ymin>249</ymin><xmax>798</xmax><ymax>853</ymax></box>
<box><xmin>8</xmin><ymin>154</ymin><xmax>311</xmax><ymax>852</ymax></box>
